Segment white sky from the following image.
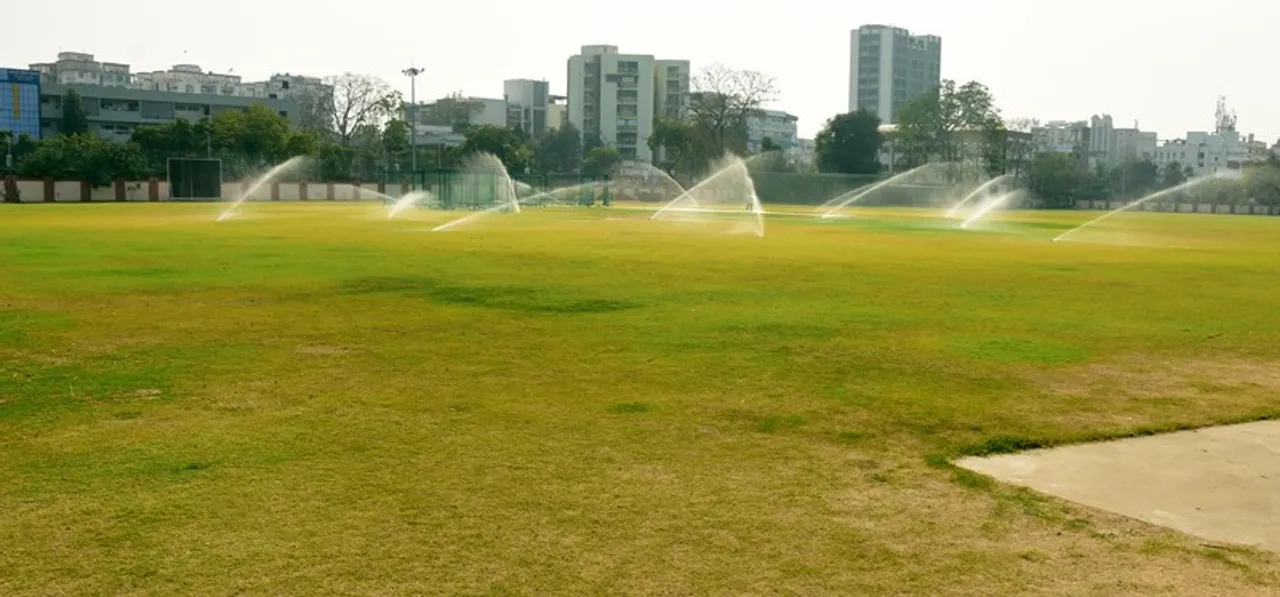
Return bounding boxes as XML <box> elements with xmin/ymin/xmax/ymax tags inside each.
<box><xmin>7</xmin><ymin>0</ymin><xmax>1278</xmax><ymax>143</ymax></box>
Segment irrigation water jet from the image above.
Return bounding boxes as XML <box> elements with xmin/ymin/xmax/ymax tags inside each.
<box><xmin>216</xmin><ymin>156</ymin><xmax>310</xmax><ymax>221</ymax></box>
<box><xmin>1052</xmin><ymin>173</ymin><xmax>1229</xmax><ymax>242</ymax></box>
<box><xmin>959</xmin><ymin>191</ymin><xmax>1016</xmax><ymax>229</ymax></box>
<box><xmin>387</xmin><ymin>191</ymin><xmax>437</xmax><ymax>218</ymax></box>
<box><xmin>947</xmin><ymin>174</ymin><xmax>1013</xmax><ymax>219</ymax></box>
<box><xmin>649</xmin><ymin>155</ymin><xmax>764</xmax><ymax>237</ymax></box>
<box><xmin>430</xmin><ymin>152</ymin><xmax>521</xmax><ymax>231</ymax></box>
<box><xmin>818</xmin><ymin>163</ymin><xmax>936</xmax><ymax>219</ymax></box>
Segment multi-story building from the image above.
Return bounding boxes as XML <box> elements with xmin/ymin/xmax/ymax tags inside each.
<box><xmin>848</xmin><ymin>24</ymin><xmax>941</xmax><ymax>124</ymax></box>
<box><xmin>1148</xmin><ymin>100</ymin><xmax>1267</xmax><ymax>177</ymax></box>
<box><xmin>29</xmin><ymin>52</ymin><xmax>327</xmax><ymax>101</ymax></box>
<box><xmin>0</xmin><ymin>69</ymin><xmax>42</xmax><ymax>140</ymax></box>
<box><xmin>1083</xmin><ymin>114</ymin><xmax>1157</xmax><ymax>165</ymax></box>
<box><xmin>1153</xmin><ymin>131</ymin><xmax>1266</xmax><ymax>177</ymax></box>
<box><xmin>19</xmin><ymin>51</ymin><xmax>329</xmax><ymax>141</ymax></box>
<box><xmin>654</xmin><ymin>60</ymin><xmax>690</xmax><ymax>121</ymax></box>
<box><xmin>504</xmin><ymin>79</ymin><xmax>550</xmax><ymax>136</ymax></box>
<box><xmin>1031</xmin><ymin>120</ymin><xmax>1093</xmax><ymax>168</ymax></box>
<box><xmin>547</xmin><ymin>96</ymin><xmax>568</xmax><ymax>131</ymax></box>
<box><xmin>567</xmin><ymin>45</ymin><xmax>689</xmax><ymax>162</ymax></box>
<box><xmin>37</xmin><ymin>82</ymin><xmax>301</xmax><ymax>141</ymax></box>
<box><xmin>746</xmin><ymin>110</ymin><xmax>799</xmax><ymax>152</ymax></box>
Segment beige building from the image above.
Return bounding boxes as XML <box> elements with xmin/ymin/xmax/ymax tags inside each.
<box><xmin>567</xmin><ymin>45</ymin><xmax>689</xmax><ymax>162</ymax></box>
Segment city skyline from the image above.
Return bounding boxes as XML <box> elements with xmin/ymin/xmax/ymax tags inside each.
<box><xmin>6</xmin><ymin>0</ymin><xmax>1279</xmax><ymax>143</ymax></box>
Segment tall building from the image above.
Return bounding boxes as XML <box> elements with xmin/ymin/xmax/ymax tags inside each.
<box><xmin>847</xmin><ymin>25</ymin><xmax>941</xmax><ymax>124</ymax></box>
<box><xmin>567</xmin><ymin>45</ymin><xmax>689</xmax><ymax>162</ymax></box>
<box><xmin>503</xmin><ymin>79</ymin><xmax>549</xmax><ymax>137</ymax></box>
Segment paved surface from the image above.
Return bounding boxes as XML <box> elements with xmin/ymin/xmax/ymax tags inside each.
<box><xmin>956</xmin><ymin>421</ymin><xmax>1280</xmax><ymax>551</ymax></box>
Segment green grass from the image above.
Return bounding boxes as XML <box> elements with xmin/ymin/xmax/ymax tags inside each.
<box><xmin>2</xmin><ymin>202</ymin><xmax>1279</xmax><ymax>595</ymax></box>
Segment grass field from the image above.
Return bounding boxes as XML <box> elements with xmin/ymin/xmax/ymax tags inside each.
<box><xmin>2</xmin><ymin>202</ymin><xmax>1279</xmax><ymax>596</ymax></box>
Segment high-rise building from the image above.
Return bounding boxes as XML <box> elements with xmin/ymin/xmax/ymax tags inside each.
<box><xmin>503</xmin><ymin>79</ymin><xmax>550</xmax><ymax>137</ymax></box>
<box><xmin>847</xmin><ymin>25</ymin><xmax>941</xmax><ymax>124</ymax></box>
<box><xmin>567</xmin><ymin>45</ymin><xmax>689</xmax><ymax>162</ymax></box>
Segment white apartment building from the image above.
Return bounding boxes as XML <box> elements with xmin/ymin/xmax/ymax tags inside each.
<box><xmin>1032</xmin><ymin>121</ymin><xmax>1091</xmax><ymax>154</ymax></box>
<box><xmin>1153</xmin><ymin>130</ymin><xmax>1268</xmax><ymax>177</ymax></box>
<box><xmin>503</xmin><ymin>79</ymin><xmax>550</xmax><ymax>137</ymax></box>
<box><xmin>567</xmin><ymin>45</ymin><xmax>689</xmax><ymax>162</ymax></box>
<box><xmin>848</xmin><ymin>25</ymin><xmax>941</xmax><ymax>124</ymax></box>
<box><xmin>29</xmin><ymin>52</ymin><xmax>327</xmax><ymax>100</ymax></box>
<box><xmin>1085</xmin><ymin>114</ymin><xmax>1157</xmax><ymax>165</ymax></box>
<box><xmin>746</xmin><ymin>110</ymin><xmax>799</xmax><ymax>152</ymax></box>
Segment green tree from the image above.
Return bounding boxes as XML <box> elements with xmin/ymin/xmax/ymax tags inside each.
<box><xmin>59</xmin><ymin>90</ymin><xmax>90</xmax><ymax>136</ymax></box>
<box><xmin>814</xmin><ymin>109</ymin><xmax>883</xmax><ymax>174</ymax></box>
<box><xmin>2</xmin><ymin>132</ymin><xmax>41</xmax><ymax>173</ymax></box>
<box><xmin>1027</xmin><ymin>152</ymin><xmax>1087</xmax><ymax>208</ymax></box>
<box><xmin>211</xmin><ymin>104</ymin><xmax>296</xmax><ymax>166</ymax></box>
<box><xmin>581</xmin><ymin>146</ymin><xmax>623</xmax><ymax>178</ymax></box>
<box><xmin>19</xmin><ymin>134</ymin><xmax>145</xmax><ymax>187</ymax></box>
<box><xmin>648</xmin><ymin>118</ymin><xmax>710</xmax><ymax>176</ymax></box>
<box><xmin>1108</xmin><ymin>159</ymin><xmax>1160</xmax><ymax>198</ymax></box>
<box><xmin>1244</xmin><ymin>157</ymin><xmax>1280</xmax><ymax>206</ymax></box>
<box><xmin>895</xmin><ymin>80</ymin><xmax>1002</xmax><ymax>167</ymax></box>
<box><xmin>533</xmin><ymin>123</ymin><xmax>583</xmax><ymax>173</ymax></box>
<box><xmin>461</xmin><ymin>125</ymin><xmax>532</xmax><ymax>174</ymax></box>
<box><xmin>381</xmin><ymin>119</ymin><xmax>411</xmax><ymax>170</ymax></box>
<box><xmin>1162</xmin><ymin>161</ymin><xmax>1188</xmax><ymax>188</ymax></box>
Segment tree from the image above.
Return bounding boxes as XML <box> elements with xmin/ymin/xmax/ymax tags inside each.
<box><xmin>326</xmin><ymin>73</ymin><xmax>399</xmax><ymax>147</ymax></box>
<box><xmin>293</xmin><ymin>87</ymin><xmax>336</xmax><ymax>135</ymax></box>
<box><xmin>382</xmin><ymin>119</ymin><xmax>411</xmax><ymax>170</ymax></box>
<box><xmin>895</xmin><ymin>80</ymin><xmax>1002</xmax><ymax>168</ymax></box>
<box><xmin>461</xmin><ymin>125</ymin><xmax>532</xmax><ymax>174</ymax></box>
<box><xmin>687</xmin><ymin>64</ymin><xmax>777</xmax><ymax>156</ymax></box>
<box><xmin>214</xmin><ymin>104</ymin><xmax>296</xmax><ymax>166</ymax></box>
<box><xmin>1107</xmin><ymin>159</ymin><xmax>1160</xmax><ymax>198</ymax></box>
<box><xmin>1027</xmin><ymin>152</ymin><xmax>1087</xmax><ymax>208</ymax></box>
<box><xmin>1162</xmin><ymin>161</ymin><xmax>1188</xmax><ymax>188</ymax></box>
<box><xmin>648</xmin><ymin>118</ymin><xmax>710</xmax><ymax>176</ymax></box>
<box><xmin>1243</xmin><ymin>157</ymin><xmax>1280</xmax><ymax>206</ymax></box>
<box><xmin>59</xmin><ymin>90</ymin><xmax>90</xmax><ymax>136</ymax></box>
<box><xmin>420</xmin><ymin>93</ymin><xmax>485</xmax><ymax>132</ymax></box>
<box><xmin>814</xmin><ymin>109</ymin><xmax>883</xmax><ymax>174</ymax></box>
<box><xmin>533</xmin><ymin>123</ymin><xmax>583</xmax><ymax>173</ymax></box>
<box><xmin>131</xmin><ymin>118</ymin><xmax>209</xmax><ymax>175</ymax></box>
<box><xmin>748</xmin><ymin>139</ymin><xmax>796</xmax><ymax>173</ymax></box>
<box><xmin>581</xmin><ymin>147</ymin><xmax>623</xmax><ymax>178</ymax></box>
<box><xmin>20</xmin><ymin>134</ymin><xmax>145</xmax><ymax>187</ymax></box>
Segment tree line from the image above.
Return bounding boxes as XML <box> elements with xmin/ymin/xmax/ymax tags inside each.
<box><xmin>810</xmin><ymin>79</ymin><xmax>1280</xmax><ymax>207</ymax></box>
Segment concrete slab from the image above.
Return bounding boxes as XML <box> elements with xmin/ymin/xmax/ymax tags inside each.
<box><xmin>956</xmin><ymin>420</ymin><xmax>1280</xmax><ymax>551</ymax></box>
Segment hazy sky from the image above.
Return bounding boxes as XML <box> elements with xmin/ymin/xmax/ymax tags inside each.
<box><xmin>8</xmin><ymin>0</ymin><xmax>1279</xmax><ymax>143</ymax></box>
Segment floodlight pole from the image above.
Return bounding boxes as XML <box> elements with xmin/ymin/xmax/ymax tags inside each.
<box><xmin>402</xmin><ymin>67</ymin><xmax>424</xmax><ymax>188</ymax></box>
